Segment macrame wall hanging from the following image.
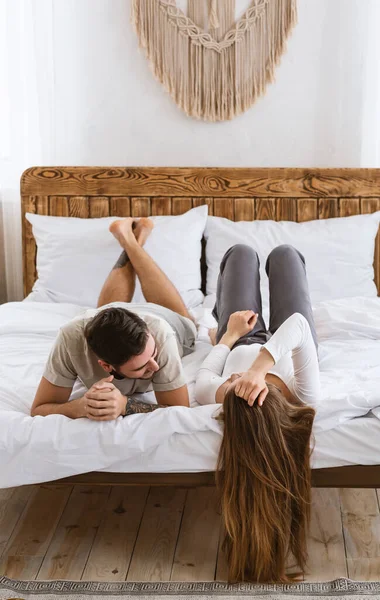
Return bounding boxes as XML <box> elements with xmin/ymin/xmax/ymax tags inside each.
<box><xmin>132</xmin><ymin>0</ymin><xmax>297</xmax><ymax>122</ymax></box>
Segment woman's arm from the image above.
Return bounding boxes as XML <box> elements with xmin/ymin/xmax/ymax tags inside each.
<box><xmin>235</xmin><ymin>313</ymin><xmax>320</xmax><ymax>407</ymax></box>
<box><xmin>196</xmin><ymin>322</ymin><xmax>244</xmax><ymax>405</ymax></box>
<box><xmin>195</xmin><ymin>344</ymin><xmax>233</xmax><ymax>405</ymax></box>
<box><xmin>261</xmin><ymin>313</ymin><xmax>321</xmax><ymax>406</ymax></box>
<box><xmin>196</xmin><ymin>311</ymin><xmax>258</xmax><ymax>405</ymax></box>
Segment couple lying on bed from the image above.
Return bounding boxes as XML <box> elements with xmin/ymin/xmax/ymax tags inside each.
<box><xmin>31</xmin><ymin>217</ymin><xmax>320</xmax><ymax>584</ymax></box>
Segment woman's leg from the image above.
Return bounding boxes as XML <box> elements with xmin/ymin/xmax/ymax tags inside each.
<box><xmin>266</xmin><ymin>245</ymin><xmax>318</xmax><ymax>349</ymax></box>
<box><xmin>213</xmin><ymin>244</ymin><xmax>268</xmax><ymax>346</ymax></box>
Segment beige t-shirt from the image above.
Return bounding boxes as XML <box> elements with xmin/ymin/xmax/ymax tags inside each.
<box><xmin>43</xmin><ymin>302</ymin><xmax>197</xmax><ymax>395</ymax></box>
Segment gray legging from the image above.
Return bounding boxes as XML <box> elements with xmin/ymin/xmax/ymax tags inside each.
<box><xmin>212</xmin><ymin>244</ymin><xmax>318</xmax><ymax>351</ymax></box>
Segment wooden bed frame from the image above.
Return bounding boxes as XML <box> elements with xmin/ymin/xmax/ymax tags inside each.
<box><xmin>21</xmin><ymin>166</ymin><xmax>380</xmax><ymax>488</ymax></box>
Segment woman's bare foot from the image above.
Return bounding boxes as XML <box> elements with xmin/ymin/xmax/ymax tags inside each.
<box><xmin>209</xmin><ymin>327</ymin><xmax>218</xmax><ymax>346</ymax></box>
<box><xmin>109</xmin><ymin>218</ymin><xmax>137</xmax><ymax>248</ymax></box>
<box><xmin>133</xmin><ymin>218</ymin><xmax>154</xmax><ymax>246</ymax></box>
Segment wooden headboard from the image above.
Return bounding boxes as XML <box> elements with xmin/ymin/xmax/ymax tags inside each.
<box><xmin>21</xmin><ymin>167</ymin><xmax>380</xmax><ymax>298</ymax></box>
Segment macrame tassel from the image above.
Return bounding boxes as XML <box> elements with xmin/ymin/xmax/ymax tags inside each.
<box><xmin>187</xmin><ymin>0</ymin><xmax>206</xmax><ymax>29</ymax></box>
<box><xmin>132</xmin><ymin>0</ymin><xmax>298</xmax><ymax>122</ymax></box>
<box><xmin>208</xmin><ymin>0</ymin><xmax>220</xmax><ymax>29</ymax></box>
<box><xmin>209</xmin><ymin>0</ymin><xmax>235</xmax><ymax>40</ymax></box>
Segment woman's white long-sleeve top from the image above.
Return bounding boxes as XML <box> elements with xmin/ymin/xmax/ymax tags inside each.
<box><xmin>195</xmin><ymin>313</ymin><xmax>321</xmax><ymax>407</ymax></box>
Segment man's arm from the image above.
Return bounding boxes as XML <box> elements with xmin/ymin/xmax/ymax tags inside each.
<box><xmin>124</xmin><ymin>398</ymin><xmax>166</xmax><ymax>415</ymax></box>
<box><xmin>33</xmin><ymin>375</ymin><xmax>123</xmax><ymax>420</ymax></box>
<box><xmin>151</xmin><ymin>332</ymin><xmax>190</xmax><ymax>407</ymax></box>
<box><xmin>31</xmin><ymin>377</ymin><xmax>85</xmax><ymax>418</ymax></box>
<box><xmin>32</xmin><ymin>326</ymin><xmax>84</xmax><ymax>417</ymax></box>
<box><xmin>155</xmin><ymin>385</ymin><xmax>190</xmax><ymax>408</ymax></box>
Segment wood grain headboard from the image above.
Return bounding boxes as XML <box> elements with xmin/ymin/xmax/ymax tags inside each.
<box><xmin>21</xmin><ymin>167</ymin><xmax>380</xmax><ymax>298</ymax></box>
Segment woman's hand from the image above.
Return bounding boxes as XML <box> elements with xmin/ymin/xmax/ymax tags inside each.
<box><xmin>234</xmin><ymin>347</ymin><xmax>275</xmax><ymax>406</ymax></box>
<box><xmin>227</xmin><ymin>310</ymin><xmax>258</xmax><ymax>339</ymax></box>
<box><xmin>234</xmin><ymin>369</ymin><xmax>268</xmax><ymax>406</ymax></box>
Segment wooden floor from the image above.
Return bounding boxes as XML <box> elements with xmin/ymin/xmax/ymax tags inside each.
<box><xmin>1</xmin><ymin>485</ymin><xmax>380</xmax><ymax>582</ymax></box>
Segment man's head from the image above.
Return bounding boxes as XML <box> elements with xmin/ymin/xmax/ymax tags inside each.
<box><xmin>84</xmin><ymin>307</ymin><xmax>159</xmax><ymax>379</ymax></box>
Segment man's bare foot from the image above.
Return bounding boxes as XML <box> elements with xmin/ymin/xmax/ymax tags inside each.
<box><xmin>109</xmin><ymin>218</ymin><xmax>137</xmax><ymax>247</ymax></box>
<box><xmin>209</xmin><ymin>327</ymin><xmax>218</xmax><ymax>346</ymax></box>
<box><xmin>133</xmin><ymin>218</ymin><xmax>154</xmax><ymax>246</ymax></box>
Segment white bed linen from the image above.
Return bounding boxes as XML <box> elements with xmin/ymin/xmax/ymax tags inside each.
<box><xmin>1</xmin><ymin>297</ymin><xmax>380</xmax><ymax>488</ymax></box>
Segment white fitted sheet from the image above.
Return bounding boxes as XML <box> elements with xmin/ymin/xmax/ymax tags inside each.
<box><xmin>1</xmin><ymin>297</ymin><xmax>380</xmax><ymax>488</ymax></box>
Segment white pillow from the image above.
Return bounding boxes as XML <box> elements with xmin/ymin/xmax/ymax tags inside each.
<box><xmin>205</xmin><ymin>211</ymin><xmax>380</xmax><ymax>310</ymax></box>
<box><xmin>26</xmin><ymin>205</ymin><xmax>208</xmax><ymax>309</ymax></box>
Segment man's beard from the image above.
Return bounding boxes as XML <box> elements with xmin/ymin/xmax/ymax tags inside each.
<box><xmin>111</xmin><ymin>369</ymin><xmax>153</xmax><ymax>380</ymax></box>
<box><xmin>110</xmin><ymin>369</ymin><xmax>125</xmax><ymax>380</ymax></box>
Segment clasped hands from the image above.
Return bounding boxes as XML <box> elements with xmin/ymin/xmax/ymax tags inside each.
<box><xmin>82</xmin><ymin>375</ymin><xmax>127</xmax><ymax>420</ymax></box>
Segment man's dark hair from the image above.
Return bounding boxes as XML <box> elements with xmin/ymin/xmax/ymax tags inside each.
<box><xmin>84</xmin><ymin>307</ymin><xmax>149</xmax><ymax>367</ymax></box>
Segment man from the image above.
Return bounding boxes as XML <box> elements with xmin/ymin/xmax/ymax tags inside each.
<box><xmin>31</xmin><ymin>217</ymin><xmax>197</xmax><ymax>420</ymax></box>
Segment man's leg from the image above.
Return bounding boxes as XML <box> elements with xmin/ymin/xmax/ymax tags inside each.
<box><xmin>213</xmin><ymin>244</ymin><xmax>268</xmax><ymax>346</ymax></box>
<box><xmin>106</xmin><ymin>218</ymin><xmax>193</xmax><ymax>321</ymax></box>
<box><xmin>97</xmin><ymin>218</ymin><xmax>153</xmax><ymax>307</ymax></box>
<box><xmin>266</xmin><ymin>244</ymin><xmax>318</xmax><ymax>350</ymax></box>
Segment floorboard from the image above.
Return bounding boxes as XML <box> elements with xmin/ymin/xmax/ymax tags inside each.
<box><xmin>171</xmin><ymin>487</ymin><xmax>220</xmax><ymax>581</ymax></box>
<box><xmin>1</xmin><ymin>485</ymin><xmax>380</xmax><ymax>582</ymax></box>
<box><xmin>82</xmin><ymin>486</ymin><xmax>149</xmax><ymax>581</ymax></box>
<box><xmin>0</xmin><ymin>486</ymin><xmax>35</xmax><ymax>560</ymax></box>
<box><xmin>215</xmin><ymin>524</ymin><xmax>229</xmax><ymax>582</ymax></box>
<box><xmin>304</xmin><ymin>489</ymin><xmax>348</xmax><ymax>582</ymax></box>
<box><xmin>0</xmin><ymin>485</ymin><xmax>72</xmax><ymax>580</ymax></box>
<box><xmin>37</xmin><ymin>485</ymin><xmax>110</xmax><ymax>580</ymax></box>
<box><xmin>126</xmin><ymin>487</ymin><xmax>187</xmax><ymax>582</ymax></box>
<box><xmin>340</xmin><ymin>489</ymin><xmax>380</xmax><ymax>580</ymax></box>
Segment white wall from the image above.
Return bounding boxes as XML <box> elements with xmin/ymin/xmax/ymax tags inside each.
<box><xmin>1</xmin><ymin>0</ymin><xmax>380</xmax><ymax>301</ymax></box>
<box><xmin>49</xmin><ymin>0</ymin><xmax>379</xmax><ymax>167</ymax></box>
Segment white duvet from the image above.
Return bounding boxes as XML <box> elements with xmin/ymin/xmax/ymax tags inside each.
<box><xmin>1</xmin><ymin>297</ymin><xmax>380</xmax><ymax>488</ymax></box>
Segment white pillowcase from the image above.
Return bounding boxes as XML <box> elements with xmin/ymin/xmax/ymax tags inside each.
<box><xmin>26</xmin><ymin>205</ymin><xmax>208</xmax><ymax>309</ymax></box>
<box><xmin>205</xmin><ymin>211</ymin><xmax>380</xmax><ymax>310</ymax></box>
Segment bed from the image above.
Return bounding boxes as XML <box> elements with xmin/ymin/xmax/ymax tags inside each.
<box><xmin>1</xmin><ymin>166</ymin><xmax>379</xmax><ymax>489</ymax></box>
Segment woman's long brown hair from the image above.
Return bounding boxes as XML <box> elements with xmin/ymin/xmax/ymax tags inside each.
<box><xmin>216</xmin><ymin>383</ymin><xmax>316</xmax><ymax>584</ymax></box>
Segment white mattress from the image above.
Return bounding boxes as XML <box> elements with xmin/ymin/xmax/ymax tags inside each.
<box><xmin>1</xmin><ymin>296</ymin><xmax>380</xmax><ymax>488</ymax></box>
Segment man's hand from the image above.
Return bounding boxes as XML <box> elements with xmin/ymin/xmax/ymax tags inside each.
<box><xmin>86</xmin><ymin>375</ymin><xmax>115</xmax><ymax>397</ymax></box>
<box><xmin>234</xmin><ymin>369</ymin><xmax>268</xmax><ymax>407</ymax></box>
<box><xmin>227</xmin><ymin>311</ymin><xmax>258</xmax><ymax>339</ymax></box>
<box><xmin>83</xmin><ymin>375</ymin><xmax>127</xmax><ymax>421</ymax></box>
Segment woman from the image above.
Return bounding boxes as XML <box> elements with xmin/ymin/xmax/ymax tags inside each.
<box><xmin>195</xmin><ymin>244</ymin><xmax>320</xmax><ymax>583</ymax></box>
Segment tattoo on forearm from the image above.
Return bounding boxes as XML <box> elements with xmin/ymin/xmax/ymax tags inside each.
<box><xmin>125</xmin><ymin>399</ymin><xmax>165</xmax><ymax>416</ymax></box>
<box><xmin>113</xmin><ymin>250</ymin><xmax>130</xmax><ymax>269</ymax></box>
